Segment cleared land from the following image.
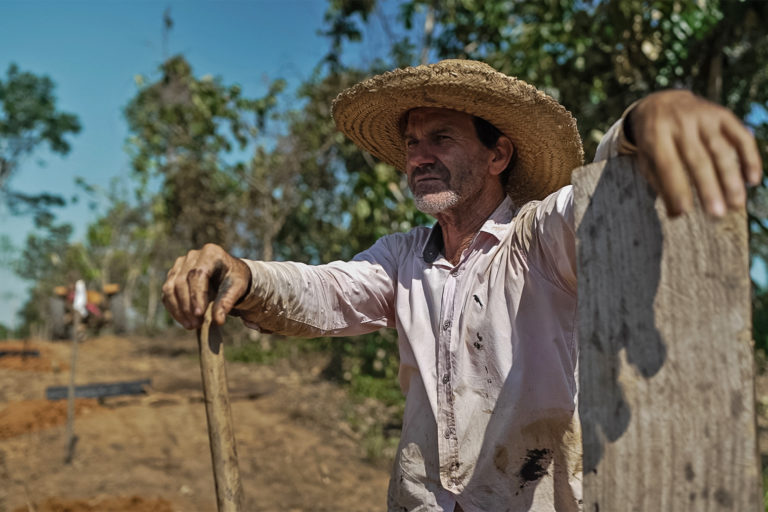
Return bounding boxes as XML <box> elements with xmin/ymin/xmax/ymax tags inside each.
<box><xmin>0</xmin><ymin>334</ymin><xmax>391</xmax><ymax>511</ymax></box>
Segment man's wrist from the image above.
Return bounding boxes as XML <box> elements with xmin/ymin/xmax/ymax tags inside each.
<box><xmin>624</xmin><ymin>108</ymin><xmax>637</xmax><ymax>146</ymax></box>
<box><xmin>234</xmin><ymin>258</ymin><xmax>252</xmax><ymax>306</ymax></box>
<box><xmin>617</xmin><ymin>100</ymin><xmax>642</xmax><ymax>155</ymax></box>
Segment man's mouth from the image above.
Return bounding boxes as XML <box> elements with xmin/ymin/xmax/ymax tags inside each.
<box><xmin>412</xmin><ymin>176</ymin><xmax>446</xmax><ymax>193</ymax></box>
<box><xmin>409</xmin><ymin>165</ymin><xmax>450</xmax><ymax>192</ymax></box>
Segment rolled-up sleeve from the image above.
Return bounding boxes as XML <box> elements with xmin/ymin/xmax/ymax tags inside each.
<box><xmin>231</xmin><ymin>236</ymin><xmax>399</xmax><ymax>337</ymax></box>
<box><xmin>594</xmin><ymin>102</ymin><xmax>640</xmax><ymax>161</ymax></box>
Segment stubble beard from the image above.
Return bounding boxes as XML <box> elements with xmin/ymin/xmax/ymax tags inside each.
<box><xmin>409</xmin><ymin>162</ymin><xmax>464</xmax><ymax>215</ymax></box>
<box><xmin>413</xmin><ymin>190</ymin><xmax>462</xmax><ymax>215</ymax></box>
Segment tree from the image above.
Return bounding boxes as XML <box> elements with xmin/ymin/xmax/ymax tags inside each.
<box><xmin>0</xmin><ymin>64</ymin><xmax>81</xmax><ymax>217</ymax></box>
<box><xmin>324</xmin><ymin>0</ymin><xmax>768</xmax><ymax>349</ymax></box>
<box><xmin>123</xmin><ymin>55</ymin><xmax>287</xmax><ymax>327</ymax></box>
<box><xmin>124</xmin><ymin>55</ymin><xmax>289</xmax><ymax>249</ymax></box>
<box><xmin>274</xmin><ymin>68</ymin><xmax>430</xmax><ymax>264</ymax></box>
<box><xmin>12</xmin><ymin>212</ymin><xmax>94</xmax><ymax>337</ymax></box>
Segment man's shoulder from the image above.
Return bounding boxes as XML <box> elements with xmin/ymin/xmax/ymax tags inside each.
<box><xmin>513</xmin><ymin>186</ymin><xmax>573</xmax><ymax>222</ymax></box>
<box><xmin>378</xmin><ymin>225</ymin><xmax>433</xmax><ymax>251</ymax></box>
<box><xmin>355</xmin><ymin>225</ymin><xmax>433</xmax><ymax>264</ymax></box>
<box><xmin>509</xmin><ymin>186</ymin><xmax>574</xmax><ymax>249</ymax></box>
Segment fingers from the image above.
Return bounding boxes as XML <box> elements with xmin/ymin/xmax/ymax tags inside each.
<box><xmin>161</xmin><ymin>244</ymin><xmax>251</xmax><ymax>329</ymax></box>
<box><xmin>162</xmin><ymin>251</ymin><xmax>205</xmax><ymax>329</ymax></box>
<box><xmin>704</xmin><ymin>129</ymin><xmax>744</xmax><ymax>210</ymax></box>
<box><xmin>721</xmin><ymin>116</ymin><xmax>763</xmax><ymax>186</ymax></box>
<box><xmin>212</xmin><ymin>271</ymin><xmax>250</xmax><ymax>325</ymax></box>
<box><xmin>647</xmin><ymin>127</ymin><xmax>694</xmax><ymax>216</ymax></box>
<box><xmin>678</xmin><ymin>125</ymin><xmax>725</xmax><ymax>216</ymax></box>
<box><xmin>631</xmin><ymin>91</ymin><xmax>762</xmax><ymax>218</ymax></box>
<box><xmin>161</xmin><ymin>256</ymin><xmax>186</xmax><ymax>326</ymax></box>
<box><xmin>188</xmin><ymin>264</ymin><xmax>214</xmax><ymax>317</ymax></box>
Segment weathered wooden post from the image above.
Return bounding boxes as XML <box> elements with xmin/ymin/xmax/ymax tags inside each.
<box><xmin>64</xmin><ymin>308</ymin><xmax>81</xmax><ymax>464</ymax></box>
<box><xmin>573</xmin><ymin>156</ymin><xmax>763</xmax><ymax>511</ymax></box>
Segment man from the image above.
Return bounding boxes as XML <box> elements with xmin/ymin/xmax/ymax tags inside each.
<box><xmin>162</xmin><ymin>60</ymin><xmax>761</xmax><ymax>511</ymax></box>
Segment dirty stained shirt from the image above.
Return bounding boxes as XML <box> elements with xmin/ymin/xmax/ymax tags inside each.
<box><xmin>233</xmin><ymin>120</ymin><xmax>629</xmax><ymax>512</ymax></box>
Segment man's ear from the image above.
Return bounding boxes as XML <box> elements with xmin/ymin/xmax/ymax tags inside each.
<box><xmin>489</xmin><ymin>136</ymin><xmax>514</xmax><ymax>176</ymax></box>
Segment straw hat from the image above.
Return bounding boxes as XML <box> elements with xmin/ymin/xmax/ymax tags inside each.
<box><xmin>331</xmin><ymin>59</ymin><xmax>584</xmax><ymax>204</ymax></box>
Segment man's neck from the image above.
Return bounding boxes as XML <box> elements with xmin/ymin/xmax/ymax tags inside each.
<box><xmin>434</xmin><ymin>190</ymin><xmax>506</xmax><ymax>265</ymax></box>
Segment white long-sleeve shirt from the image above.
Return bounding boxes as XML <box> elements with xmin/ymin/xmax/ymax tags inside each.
<box><xmin>233</xmin><ymin>118</ymin><xmax>630</xmax><ymax>511</ymax></box>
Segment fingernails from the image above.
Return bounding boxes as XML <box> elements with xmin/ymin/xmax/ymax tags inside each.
<box><xmin>709</xmin><ymin>199</ymin><xmax>725</xmax><ymax>217</ymax></box>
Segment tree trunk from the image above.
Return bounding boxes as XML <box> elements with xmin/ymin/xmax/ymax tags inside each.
<box><xmin>145</xmin><ymin>267</ymin><xmax>160</xmax><ymax>330</ymax></box>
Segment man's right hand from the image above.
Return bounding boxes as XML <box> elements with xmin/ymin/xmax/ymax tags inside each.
<box><xmin>162</xmin><ymin>243</ymin><xmax>252</xmax><ymax>329</ymax></box>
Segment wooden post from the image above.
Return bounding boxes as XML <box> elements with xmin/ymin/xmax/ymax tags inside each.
<box><xmin>197</xmin><ymin>303</ymin><xmax>244</xmax><ymax>512</ymax></box>
<box><xmin>64</xmin><ymin>309</ymin><xmax>81</xmax><ymax>464</ymax></box>
<box><xmin>573</xmin><ymin>156</ymin><xmax>763</xmax><ymax>511</ymax></box>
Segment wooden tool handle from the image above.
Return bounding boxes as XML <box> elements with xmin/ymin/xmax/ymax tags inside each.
<box><xmin>197</xmin><ymin>303</ymin><xmax>244</xmax><ymax>511</ymax></box>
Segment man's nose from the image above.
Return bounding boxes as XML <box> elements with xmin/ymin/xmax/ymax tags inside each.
<box><xmin>406</xmin><ymin>143</ymin><xmax>436</xmax><ymax>169</ymax></box>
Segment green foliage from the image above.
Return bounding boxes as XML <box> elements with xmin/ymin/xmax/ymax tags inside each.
<box><xmin>125</xmin><ymin>55</ymin><xmax>286</xmax><ymax>249</ymax></box>
<box><xmin>226</xmin><ymin>336</ymin><xmax>328</xmax><ymax>365</ymax></box>
<box><xmin>12</xmin><ymin>213</ymin><xmax>98</xmax><ymax>336</ymax></box>
<box><xmin>760</xmin><ymin>450</ymin><xmax>768</xmax><ymax>512</ymax></box>
<box><xmin>754</xmin><ymin>285</ymin><xmax>768</xmax><ymax>353</ymax></box>
<box><xmin>399</xmin><ymin>0</ymin><xmax>768</xmax><ymax>160</ymax></box>
<box><xmin>14</xmin><ymin>214</ymin><xmax>76</xmax><ymax>282</ymax></box>
<box><xmin>273</xmin><ymin>68</ymin><xmax>430</xmax><ymax>264</ymax></box>
<box><xmin>323</xmin><ymin>0</ymin><xmax>768</xmax><ymax>384</ymax></box>
<box><xmin>322</xmin><ymin>330</ymin><xmax>402</xmax><ymax>403</ymax></box>
<box><xmin>321</xmin><ymin>0</ymin><xmax>377</xmax><ymax>72</ymax></box>
<box><xmin>14</xmin><ymin>2</ymin><xmax>768</xmax><ymax>416</ymax></box>
<box><xmin>0</xmin><ymin>64</ymin><xmax>81</xmax><ymax>214</ymax></box>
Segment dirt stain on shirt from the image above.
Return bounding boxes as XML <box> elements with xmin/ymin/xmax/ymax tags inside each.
<box><xmin>493</xmin><ymin>445</ymin><xmax>508</xmax><ymax>474</ymax></box>
<box><xmin>518</xmin><ymin>448</ymin><xmax>552</xmax><ymax>483</ymax></box>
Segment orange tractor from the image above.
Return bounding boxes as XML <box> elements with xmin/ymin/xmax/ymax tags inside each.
<box><xmin>48</xmin><ymin>283</ymin><xmax>127</xmax><ymax>339</ymax></box>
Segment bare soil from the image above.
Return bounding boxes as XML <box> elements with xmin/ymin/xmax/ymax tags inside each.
<box><xmin>0</xmin><ymin>334</ymin><xmax>391</xmax><ymax>511</ymax></box>
<box><xmin>4</xmin><ymin>335</ymin><xmax>768</xmax><ymax>512</ymax></box>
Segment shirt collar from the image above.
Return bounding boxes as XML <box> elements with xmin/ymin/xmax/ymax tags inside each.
<box><xmin>421</xmin><ymin>196</ymin><xmax>518</xmax><ymax>264</ymax></box>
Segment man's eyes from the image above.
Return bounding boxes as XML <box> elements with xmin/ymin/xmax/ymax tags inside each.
<box><xmin>404</xmin><ymin>134</ymin><xmax>452</xmax><ymax>148</ymax></box>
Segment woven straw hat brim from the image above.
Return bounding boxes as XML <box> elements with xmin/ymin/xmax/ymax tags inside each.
<box><xmin>331</xmin><ymin>60</ymin><xmax>584</xmax><ymax>204</ymax></box>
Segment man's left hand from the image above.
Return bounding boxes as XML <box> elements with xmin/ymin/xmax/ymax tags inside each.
<box><xmin>627</xmin><ymin>90</ymin><xmax>763</xmax><ymax>217</ymax></box>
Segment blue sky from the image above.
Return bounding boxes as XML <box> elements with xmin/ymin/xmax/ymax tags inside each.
<box><xmin>2</xmin><ymin>2</ymin><xmax>765</xmax><ymax>328</ymax></box>
<box><xmin>0</xmin><ymin>0</ymin><xmax>397</xmax><ymax>327</ymax></box>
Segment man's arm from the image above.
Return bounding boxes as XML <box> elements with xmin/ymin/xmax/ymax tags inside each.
<box><xmin>162</xmin><ymin>240</ymin><xmax>398</xmax><ymax>334</ymax></box>
<box><xmin>625</xmin><ymin>90</ymin><xmax>762</xmax><ymax>218</ymax></box>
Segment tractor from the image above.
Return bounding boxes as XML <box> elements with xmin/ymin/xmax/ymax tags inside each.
<box><xmin>47</xmin><ymin>282</ymin><xmax>127</xmax><ymax>340</ymax></box>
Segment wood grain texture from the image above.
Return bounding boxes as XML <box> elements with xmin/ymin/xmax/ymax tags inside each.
<box><xmin>198</xmin><ymin>303</ymin><xmax>244</xmax><ymax>512</ymax></box>
<box><xmin>573</xmin><ymin>156</ymin><xmax>762</xmax><ymax>512</ymax></box>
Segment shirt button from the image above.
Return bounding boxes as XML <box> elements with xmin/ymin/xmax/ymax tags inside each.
<box><xmin>444</xmin><ymin>427</ymin><xmax>455</xmax><ymax>439</ymax></box>
<box><xmin>442</xmin><ymin>320</ymin><xmax>451</xmax><ymax>330</ymax></box>
<box><xmin>442</xmin><ymin>373</ymin><xmax>450</xmax><ymax>384</ymax></box>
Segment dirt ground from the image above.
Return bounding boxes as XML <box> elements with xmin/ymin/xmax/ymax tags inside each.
<box><xmin>0</xmin><ymin>334</ymin><xmax>392</xmax><ymax>511</ymax></box>
<box><xmin>3</xmin><ymin>335</ymin><xmax>768</xmax><ymax>512</ymax></box>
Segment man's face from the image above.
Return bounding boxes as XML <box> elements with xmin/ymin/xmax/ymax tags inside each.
<box><xmin>403</xmin><ymin>108</ymin><xmax>498</xmax><ymax>215</ymax></box>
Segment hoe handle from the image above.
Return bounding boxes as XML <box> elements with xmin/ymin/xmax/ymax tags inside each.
<box><xmin>197</xmin><ymin>303</ymin><xmax>244</xmax><ymax>511</ymax></box>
